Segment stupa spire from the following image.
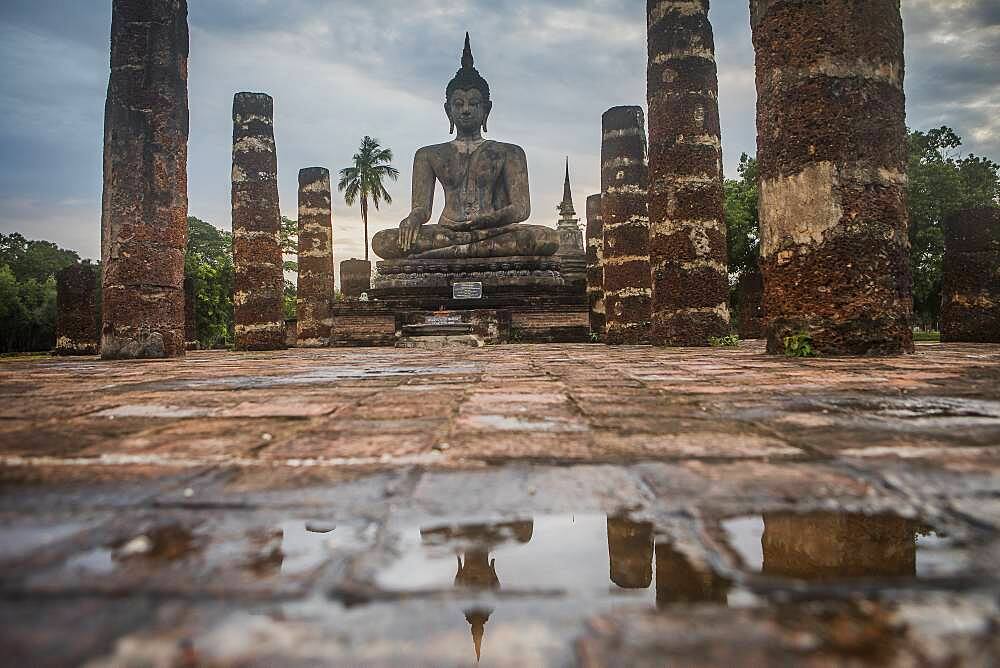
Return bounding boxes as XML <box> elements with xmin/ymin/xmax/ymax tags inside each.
<box><xmin>559</xmin><ymin>157</ymin><xmax>576</xmax><ymax>218</ymax></box>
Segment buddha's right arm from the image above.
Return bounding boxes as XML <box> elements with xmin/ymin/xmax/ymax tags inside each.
<box><xmin>406</xmin><ymin>148</ymin><xmax>435</xmax><ymax>225</ymax></box>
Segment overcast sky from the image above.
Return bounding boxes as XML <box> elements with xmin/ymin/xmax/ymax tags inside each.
<box><xmin>1</xmin><ymin>0</ymin><xmax>997</xmax><ymax>270</ymax></box>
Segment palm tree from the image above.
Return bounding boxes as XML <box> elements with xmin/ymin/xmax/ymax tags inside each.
<box><xmin>338</xmin><ymin>136</ymin><xmax>399</xmax><ymax>261</ymax></box>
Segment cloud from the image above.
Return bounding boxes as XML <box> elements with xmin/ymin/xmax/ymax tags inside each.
<box><xmin>0</xmin><ymin>0</ymin><xmax>996</xmax><ymax>277</ymax></box>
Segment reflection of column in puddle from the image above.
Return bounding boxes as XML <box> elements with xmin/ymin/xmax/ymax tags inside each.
<box><xmin>420</xmin><ymin>520</ymin><xmax>534</xmax><ymax>665</ymax></box>
<box><xmin>607</xmin><ymin>517</ymin><xmax>653</xmax><ymax>588</ymax></box>
<box><xmin>655</xmin><ymin>543</ymin><xmax>729</xmax><ymax>605</ymax></box>
<box><xmin>762</xmin><ymin>513</ymin><xmax>917</xmax><ymax>580</ymax></box>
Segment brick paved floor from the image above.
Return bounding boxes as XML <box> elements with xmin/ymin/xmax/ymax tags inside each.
<box><xmin>2</xmin><ymin>342</ymin><xmax>999</xmax><ymax>666</ymax></box>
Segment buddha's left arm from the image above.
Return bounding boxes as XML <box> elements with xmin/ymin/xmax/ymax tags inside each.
<box><xmin>470</xmin><ymin>145</ymin><xmax>531</xmax><ymax>230</ymax></box>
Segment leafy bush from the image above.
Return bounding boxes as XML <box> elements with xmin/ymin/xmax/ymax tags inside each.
<box><xmin>783</xmin><ymin>332</ymin><xmax>817</xmax><ymax>358</ymax></box>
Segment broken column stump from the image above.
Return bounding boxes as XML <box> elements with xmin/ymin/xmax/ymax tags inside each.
<box><xmin>751</xmin><ymin>0</ymin><xmax>913</xmax><ymax>355</ymax></box>
<box><xmin>183</xmin><ymin>276</ymin><xmax>198</xmax><ymax>350</ymax></box>
<box><xmin>737</xmin><ymin>269</ymin><xmax>765</xmax><ymax>339</ymax></box>
<box><xmin>296</xmin><ymin>167</ymin><xmax>335</xmax><ymax>347</ymax></box>
<box><xmin>100</xmin><ymin>0</ymin><xmax>189</xmax><ymax>359</ymax></box>
<box><xmin>586</xmin><ymin>193</ymin><xmax>606</xmax><ymax>339</ymax></box>
<box><xmin>341</xmin><ymin>259</ymin><xmax>372</xmax><ymax>300</ymax></box>
<box><xmin>647</xmin><ymin>0</ymin><xmax>731</xmax><ymax>346</ymax></box>
<box><xmin>601</xmin><ymin>106</ymin><xmax>651</xmax><ymax>345</ymax></box>
<box><xmin>232</xmin><ymin>92</ymin><xmax>286</xmax><ymax>351</ymax></box>
<box><xmin>55</xmin><ymin>264</ymin><xmax>99</xmax><ymax>356</ymax></box>
<box><xmin>941</xmin><ymin>207</ymin><xmax>1000</xmax><ymax>342</ymax></box>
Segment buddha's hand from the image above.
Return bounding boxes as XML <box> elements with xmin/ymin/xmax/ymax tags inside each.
<box><xmin>398</xmin><ymin>215</ymin><xmax>423</xmax><ymax>252</ymax></box>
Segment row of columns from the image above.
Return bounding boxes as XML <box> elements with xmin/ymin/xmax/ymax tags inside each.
<box><xmin>96</xmin><ymin>0</ymin><xmax>361</xmax><ymax>358</ymax></box>
<box><xmin>585</xmin><ymin>0</ymin><xmax>998</xmax><ymax>351</ymax></box>
<box><xmin>92</xmin><ymin>0</ymin><xmax>997</xmax><ymax>358</ymax></box>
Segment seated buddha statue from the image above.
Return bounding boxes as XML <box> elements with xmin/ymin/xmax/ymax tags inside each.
<box><xmin>372</xmin><ymin>34</ymin><xmax>559</xmax><ymax>261</ymax></box>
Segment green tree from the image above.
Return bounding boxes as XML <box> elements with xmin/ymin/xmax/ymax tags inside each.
<box><xmin>906</xmin><ymin>127</ymin><xmax>1000</xmax><ymax>327</ymax></box>
<box><xmin>338</xmin><ymin>136</ymin><xmax>399</xmax><ymax>261</ymax></box>
<box><xmin>185</xmin><ymin>216</ymin><xmax>235</xmax><ymax>348</ymax></box>
<box><xmin>723</xmin><ymin>154</ymin><xmax>760</xmax><ymax>282</ymax></box>
<box><xmin>0</xmin><ymin>232</ymin><xmax>79</xmax><ymax>283</ymax></box>
<box><xmin>279</xmin><ymin>216</ymin><xmax>298</xmax><ymax>318</ymax></box>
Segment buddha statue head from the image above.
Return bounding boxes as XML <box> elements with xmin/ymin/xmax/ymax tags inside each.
<box><xmin>445</xmin><ymin>33</ymin><xmax>492</xmax><ymax>136</ymax></box>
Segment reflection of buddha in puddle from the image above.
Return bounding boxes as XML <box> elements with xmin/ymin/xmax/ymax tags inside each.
<box><xmin>420</xmin><ymin>520</ymin><xmax>533</xmax><ymax>663</ymax></box>
<box><xmin>762</xmin><ymin>513</ymin><xmax>917</xmax><ymax>580</ymax></box>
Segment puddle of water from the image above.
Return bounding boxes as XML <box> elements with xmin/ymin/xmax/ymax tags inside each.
<box><xmin>365</xmin><ymin>515</ymin><xmax>732</xmax><ymax>665</ymax></box>
<box><xmin>722</xmin><ymin>512</ymin><xmax>964</xmax><ymax>581</ymax></box>
<box><xmin>63</xmin><ymin>524</ymin><xmax>201</xmax><ymax>575</ymax></box>
<box><xmin>375</xmin><ymin>514</ymin><xmax>729</xmax><ymax>605</ymax></box>
<box><xmin>242</xmin><ymin>521</ymin><xmax>337</xmax><ymax>577</ymax></box>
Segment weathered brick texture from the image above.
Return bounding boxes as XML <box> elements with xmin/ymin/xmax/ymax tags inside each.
<box><xmin>232</xmin><ymin>92</ymin><xmax>286</xmax><ymax>351</ymax></box>
<box><xmin>586</xmin><ymin>193</ymin><xmax>606</xmax><ymax>338</ymax></box>
<box><xmin>601</xmin><ymin>106</ymin><xmax>651</xmax><ymax>345</ymax></box>
<box><xmin>941</xmin><ymin>207</ymin><xmax>1000</xmax><ymax>342</ymax></box>
<box><xmin>100</xmin><ymin>0</ymin><xmax>188</xmax><ymax>359</ymax></box>
<box><xmin>647</xmin><ymin>0</ymin><xmax>731</xmax><ymax>346</ymax></box>
<box><xmin>296</xmin><ymin>167</ymin><xmax>335</xmax><ymax>347</ymax></box>
<box><xmin>55</xmin><ymin>264</ymin><xmax>99</xmax><ymax>356</ymax></box>
<box><xmin>341</xmin><ymin>259</ymin><xmax>372</xmax><ymax>300</ymax></box>
<box><xmin>752</xmin><ymin>0</ymin><xmax>913</xmax><ymax>355</ymax></box>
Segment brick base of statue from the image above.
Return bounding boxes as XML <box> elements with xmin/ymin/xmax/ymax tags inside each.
<box><xmin>331</xmin><ymin>257</ymin><xmax>588</xmax><ymax>346</ymax></box>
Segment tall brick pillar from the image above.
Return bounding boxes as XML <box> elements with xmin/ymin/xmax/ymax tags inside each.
<box><xmin>941</xmin><ymin>207</ymin><xmax>1000</xmax><ymax>342</ymax></box>
<box><xmin>586</xmin><ymin>193</ymin><xmax>606</xmax><ymax>339</ymax></box>
<box><xmin>232</xmin><ymin>92</ymin><xmax>286</xmax><ymax>351</ymax></box>
<box><xmin>647</xmin><ymin>0</ymin><xmax>731</xmax><ymax>346</ymax></box>
<box><xmin>296</xmin><ymin>167</ymin><xmax>335</xmax><ymax>347</ymax></box>
<box><xmin>100</xmin><ymin>0</ymin><xmax>188</xmax><ymax>359</ymax></box>
<box><xmin>55</xmin><ymin>264</ymin><xmax>99</xmax><ymax>356</ymax></box>
<box><xmin>601</xmin><ymin>106</ymin><xmax>651</xmax><ymax>345</ymax></box>
<box><xmin>751</xmin><ymin>0</ymin><xmax>913</xmax><ymax>355</ymax></box>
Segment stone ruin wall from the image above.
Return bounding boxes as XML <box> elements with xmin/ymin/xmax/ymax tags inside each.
<box><xmin>941</xmin><ymin>207</ymin><xmax>1000</xmax><ymax>342</ymax></box>
<box><xmin>55</xmin><ymin>264</ymin><xmax>99</xmax><ymax>356</ymax></box>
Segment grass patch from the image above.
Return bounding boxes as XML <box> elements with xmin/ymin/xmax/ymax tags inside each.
<box><xmin>708</xmin><ymin>334</ymin><xmax>740</xmax><ymax>347</ymax></box>
<box><xmin>913</xmin><ymin>331</ymin><xmax>941</xmax><ymax>342</ymax></box>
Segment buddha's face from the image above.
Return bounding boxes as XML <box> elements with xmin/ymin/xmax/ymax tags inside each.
<box><xmin>446</xmin><ymin>88</ymin><xmax>491</xmax><ymax>135</ymax></box>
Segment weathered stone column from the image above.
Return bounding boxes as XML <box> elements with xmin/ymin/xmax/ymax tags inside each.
<box><xmin>183</xmin><ymin>276</ymin><xmax>198</xmax><ymax>349</ymax></box>
<box><xmin>752</xmin><ymin>0</ymin><xmax>913</xmax><ymax>355</ymax></box>
<box><xmin>341</xmin><ymin>259</ymin><xmax>372</xmax><ymax>300</ymax></box>
<box><xmin>586</xmin><ymin>193</ymin><xmax>606</xmax><ymax>338</ymax></box>
<box><xmin>647</xmin><ymin>0</ymin><xmax>731</xmax><ymax>346</ymax></box>
<box><xmin>601</xmin><ymin>106</ymin><xmax>651</xmax><ymax>345</ymax></box>
<box><xmin>296</xmin><ymin>167</ymin><xmax>335</xmax><ymax>347</ymax></box>
<box><xmin>232</xmin><ymin>92</ymin><xmax>285</xmax><ymax>351</ymax></box>
<box><xmin>100</xmin><ymin>0</ymin><xmax>188</xmax><ymax>359</ymax></box>
<box><xmin>941</xmin><ymin>207</ymin><xmax>1000</xmax><ymax>342</ymax></box>
<box><xmin>55</xmin><ymin>264</ymin><xmax>98</xmax><ymax>356</ymax></box>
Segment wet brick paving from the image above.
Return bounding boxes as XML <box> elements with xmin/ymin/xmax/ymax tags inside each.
<box><xmin>2</xmin><ymin>342</ymin><xmax>999</xmax><ymax>666</ymax></box>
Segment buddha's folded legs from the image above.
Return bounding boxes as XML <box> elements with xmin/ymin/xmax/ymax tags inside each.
<box><xmin>372</xmin><ymin>224</ymin><xmax>558</xmax><ymax>260</ymax></box>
